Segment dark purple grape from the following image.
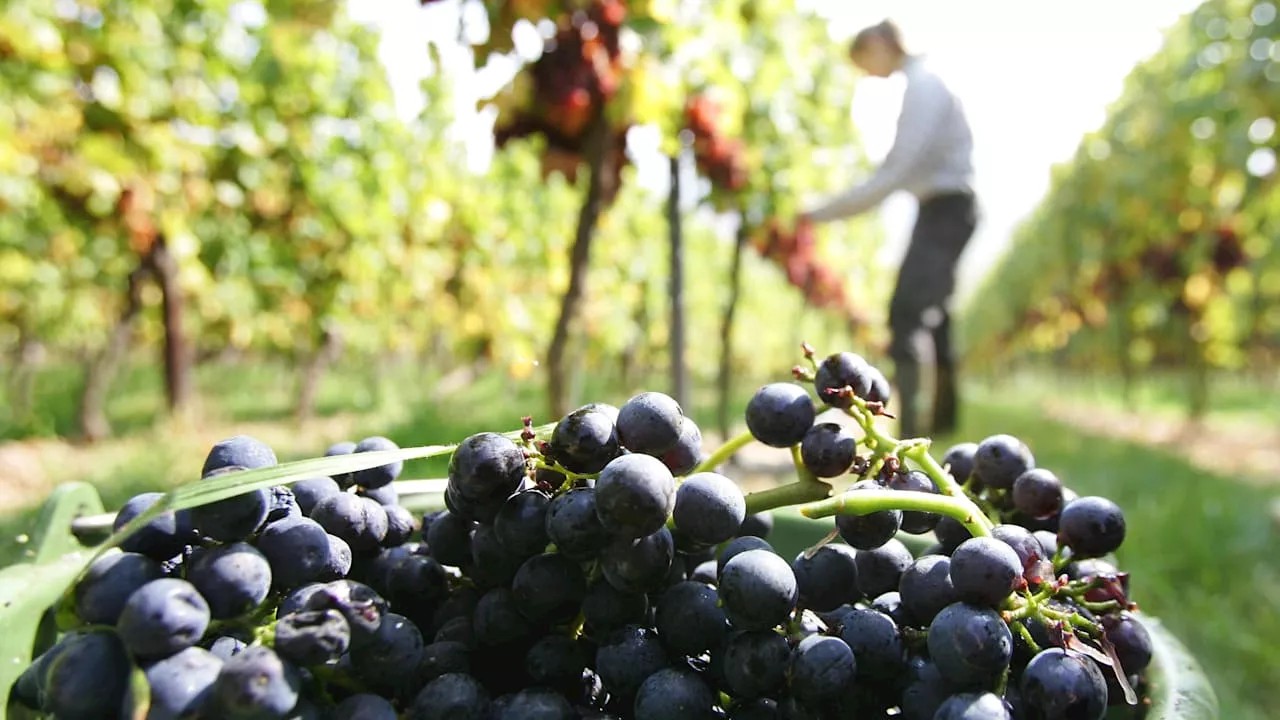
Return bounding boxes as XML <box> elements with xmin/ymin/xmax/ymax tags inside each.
<box><xmin>899</xmin><ymin>555</ymin><xmax>958</xmax><ymax>626</ymax></box>
<box><xmin>865</xmin><ymin>365</ymin><xmax>892</xmax><ymax>405</ymax></box>
<box><xmin>788</xmin><ymin>635</ymin><xmax>856</xmax><ymax>705</ymax></box>
<box><xmin>595</xmin><ymin>454</ymin><xmax>676</xmax><ymax>540</ymax></box>
<box><xmin>659</xmin><ymin>416</ymin><xmax>703</xmax><ymax>476</ymax></box>
<box><xmin>42</xmin><ymin>631</ymin><xmax>130</xmax><ymax>720</ymax></box>
<box><xmin>468</xmin><ymin>524</ymin><xmax>523</xmax><ymax>591</ymax></box>
<box><xmin>544</xmin><ymin>487</ymin><xmax>607</xmax><ymax>561</ymax></box>
<box><xmin>125</xmin><ymin>646</ymin><xmax>222</xmax><ymax>719</ymax></box>
<box><xmin>351</xmin><ymin>436</ymin><xmax>404</xmax><ymax>489</ymax></box>
<box><xmin>202</xmin><ymin>647</ymin><xmax>301</xmax><ymax>719</ymax></box>
<box><xmin>302</xmin><ymin>580</ymin><xmax>390</xmax><ymax>647</ymax></box>
<box><xmin>350</xmin><ymin>612</ymin><xmax>425</xmax><ymax>694</ymax></box>
<box><xmin>116</xmin><ymin>579</ymin><xmax>210</xmax><ymax>661</ymax></box>
<box><xmin>448</xmin><ymin>433</ymin><xmax>527</xmax><ymax>506</ymax></box>
<box><xmin>1012</xmin><ymin>468</ymin><xmax>1063</xmax><ymax>519</ymax></box>
<box><xmin>673</xmin><ymin>472</ymin><xmax>746</xmax><ymax>546</ymax></box>
<box><xmin>634</xmin><ymin>667</ymin><xmax>717</xmax><ymax>719</ymax></box>
<box><xmin>311</xmin><ymin>493</ymin><xmax>389</xmax><ymax>552</ymax></box>
<box><xmin>717</xmin><ymin>536</ymin><xmax>773</xmax><ymax>576</ymax></box>
<box><xmin>489</xmin><ymin>688</ymin><xmax>576</xmax><ymax>719</ymax></box>
<box><xmin>836</xmin><ymin>608</ymin><xmax>905</xmax><ymax>680</ymax></box>
<box><xmin>274</xmin><ymin>609</ymin><xmax>351</xmax><ymax>666</ymax></box>
<box><xmin>334</xmin><ymin>694</ymin><xmax>398</xmax><ymax>720</ymax></box>
<box><xmin>1058</xmin><ymin>496</ymin><xmax>1126</xmax><ymax>558</ymax></box>
<box><xmin>814</xmin><ymin>352</ymin><xmax>873</xmax><ymax>408</ymax></box>
<box><xmin>992</xmin><ymin>524</ymin><xmax>1051</xmax><ymax>584</ymax></box>
<box><xmin>494</xmin><ymin>490</ymin><xmax>551</xmax><ymax>557</ymax></box>
<box><xmin>186</xmin><ymin>541</ymin><xmax>272</xmax><ymax>620</ymax></box>
<box><xmin>935</xmin><ymin>516</ymin><xmax>972</xmax><ymax>553</ymax></box>
<box><xmin>472</xmin><ymin>588</ymin><xmax>533</xmax><ymax>647</ymax></box>
<box><xmin>595</xmin><ymin>625</ymin><xmax>668</xmax><ymax>703</ymax></box>
<box><xmin>949</xmin><ymin>537</ymin><xmax>1023</xmax><ymax>608</ymax></box>
<box><xmin>800</xmin><ymin>423</ymin><xmax>857</xmax><ymax>478</ymax></box>
<box><xmin>1020</xmin><ymin>647</ymin><xmax>1108</xmax><ymax>719</ymax></box>
<box><xmin>292</xmin><ymin>477</ymin><xmax>341</xmax><ymax>516</ymax></box>
<box><xmin>189</xmin><ymin>472</ymin><xmax>270</xmax><ymax>543</ymax></box>
<box><xmin>835</xmin><ymin>480</ymin><xmax>903</xmax><ymax>550</ymax></box>
<box><xmin>265</xmin><ymin>485</ymin><xmax>300</xmax><ymax>523</ymax></box>
<box><xmin>887</xmin><ymin>469</ymin><xmax>941</xmax><ymax>534</ymax></box>
<box><xmin>358</xmin><ymin>483</ymin><xmax>399</xmax><ymax>507</ymax></box>
<box><xmin>1103</xmin><ymin>613</ymin><xmax>1153</xmax><ymax>675</ymax></box>
<box><xmin>600</xmin><ymin>527</ymin><xmax>675</xmax><ymax>595</ymax></box>
<box><xmin>738</xmin><ymin>512</ymin><xmax>774</xmax><ymax>540</ymax></box>
<box><xmin>719</xmin><ymin>549</ymin><xmax>798</xmax><ymax>631</ymax></box>
<box><xmin>720</xmin><ymin>629</ymin><xmax>789</xmax><ymax>700</ymax></box>
<box><xmin>421</xmin><ymin>641</ymin><xmax>471</xmax><ymax>683</ymax></box>
<box><xmin>942</xmin><ymin>442</ymin><xmax>979</xmax><ymax>486</ymax></box>
<box><xmin>74</xmin><ymin>551</ymin><xmax>163</xmax><ymax>625</ymax></box>
<box><xmin>972</xmin><ymin>435</ymin><xmax>1034</xmax><ymax>490</ymax></box>
<box><xmin>524</xmin><ymin>635</ymin><xmax>586</xmax><ymax>692</ymax></box>
<box><xmin>326</xmin><ymin>441</ymin><xmax>356</xmax><ymax>456</ymax></box>
<box><xmin>745</xmin><ymin>383</ymin><xmax>816</xmax><ymax>448</ymax></box>
<box><xmin>791</xmin><ymin>543</ymin><xmax>859</xmax><ymax>612</ymax></box>
<box><xmin>201</xmin><ymin>435</ymin><xmax>277</xmax><ymax>477</ymax></box>
<box><xmin>616</xmin><ymin>392</ymin><xmax>685</xmax><ymax>456</ymax></box>
<box><xmin>582</xmin><ymin>578</ymin><xmax>649</xmax><ymax>634</ymax></box>
<box><xmin>854</xmin><ymin>537</ymin><xmax>913</xmax><ymax>599</ymax></box>
<box><xmin>654</xmin><ymin>581</ymin><xmax>728</xmax><ymax>658</ymax></box>
<box><xmin>382</xmin><ymin>504</ymin><xmax>418</xmax><ymax>547</ymax></box>
<box><xmin>549</xmin><ymin>404</ymin><xmax>623</xmax><ymax>473</ymax></box>
<box><xmin>928</xmin><ymin>602</ymin><xmax>1013</xmax><ymax>690</ymax></box>
<box><xmin>511</xmin><ymin>553</ymin><xmax>587</xmax><ymax>624</ymax></box>
<box><xmin>1033</xmin><ymin>530</ymin><xmax>1059</xmax><ymax>557</ymax></box>
<box><xmin>425</xmin><ymin>510</ymin><xmax>474</xmax><ymax>568</ymax></box>
<box><xmin>114</xmin><ymin>492</ymin><xmax>192</xmax><ymax>561</ymax></box>
<box><xmin>410</xmin><ymin>672</ymin><xmax>490</xmax><ymax>720</ymax></box>
<box><xmin>901</xmin><ymin>658</ymin><xmax>950</xmax><ymax>720</ymax></box>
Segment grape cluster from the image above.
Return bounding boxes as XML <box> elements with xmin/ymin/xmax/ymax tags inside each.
<box><xmin>752</xmin><ymin>220</ymin><xmax>855</xmax><ymax>319</ymax></box>
<box><xmin>685</xmin><ymin>94</ymin><xmax>748</xmax><ymax>193</ymax></box>
<box><xmin>493</xmin><ymin>0</ymin><xmax>630</xmax><ymax>192</ymax></box>
<box><xmin>19</xmin><ymin>347</ymin><xmax>1152</xmax><ymax>719</ymax></box>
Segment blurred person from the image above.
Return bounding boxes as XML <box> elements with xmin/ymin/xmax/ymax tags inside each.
<box><xmin>799</xmin><ymin>19</ymin><xmax>977</xmax><ymax>439</ymax></box>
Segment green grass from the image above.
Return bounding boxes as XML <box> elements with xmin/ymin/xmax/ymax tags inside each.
<box><xmin>939</xmin><ymin>388</ymin><xmax>1280</xmax><ymax>720</ymax></box>
<box><xmin>0</xmin><ymin>362</ymin><xmax>1274</xmax><ymax>716</ymax></box>
<box><xmin>991</xmin><ymin>366</ymin><xmax>1280</xmax><ymax>427</ymax></box>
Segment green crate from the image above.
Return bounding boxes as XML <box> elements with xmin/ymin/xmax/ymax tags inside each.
<box><xmin>0</xmin><ymin>484</ymin><xmax>1219</xmax><ymax>719</ymax></box>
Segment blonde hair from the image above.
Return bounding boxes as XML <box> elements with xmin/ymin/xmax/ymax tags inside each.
<box><xmin>850</xmin><ymin>19</ymin><xmax>906</xmax><ymax>56</ymax></box>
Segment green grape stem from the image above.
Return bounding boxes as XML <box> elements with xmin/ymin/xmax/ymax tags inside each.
<box><xmin>744</xmin><ymin>479</ymin><xmax>833</xmax><ymax>515</ymax></box>
<box><xmin>692</xmin><ymin>429</ymin><xmax>756</xmax><ymax>475</ymax></box>
<box><xmin>799</xmin><ymin>489</ymin><xmax>992</xmax><ymax>538</ymax></box>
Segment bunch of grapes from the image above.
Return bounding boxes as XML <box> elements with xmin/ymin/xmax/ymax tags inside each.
<box><xmin>494</xmin><ymin>0</ymin><xmax>630</xmax><ymax>191</ymax></box>
<box><xmin>753</xmin><ymin>219</ymin><xmax>858</xmax><ymax>321</ymax></box>
<box><xmin>684</xmin><ymin>94</ymin><xmax>748</xmax><ymax>193</ymax></box>
<box><xmin>18</xmin><ymin>345</ymin><xmax>1152</xmax><ymax>719</ymax></box>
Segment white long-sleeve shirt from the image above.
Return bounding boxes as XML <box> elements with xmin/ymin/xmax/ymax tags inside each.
<box><xmin>807</xmin><ymin>55</ymin><xmax>974</xmax><ymax>223</ymax></box>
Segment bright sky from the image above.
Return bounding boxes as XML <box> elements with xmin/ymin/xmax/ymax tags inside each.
<box><xmin>348</xmin><ymin>0</ymin><xmax>1205</xmax><ymax>302</ymax></box>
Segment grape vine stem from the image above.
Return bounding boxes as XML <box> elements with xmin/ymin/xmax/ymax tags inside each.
<box><xmin>798</xmin><ymin>489</ymin><xmax>993</xmax><ymax>538</ymax></box>
<box><xmin>691</xmin><ymin>429</ymin><xmax>755</xmax><ymax>475</ymax></box>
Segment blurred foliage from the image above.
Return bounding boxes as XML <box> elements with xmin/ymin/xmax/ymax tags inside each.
<box><xmin>963</xmin><ymin>0</ymin><xmax>1280</xmax><ymax>380</ymax></box>
<box><xmin>0</xmin><ymin>0</ymin><xmax>891</xmax><ymax>437</ymax></box>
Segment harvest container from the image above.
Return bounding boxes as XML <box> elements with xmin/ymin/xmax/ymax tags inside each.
<box><xmin>0</xmin><ymin>482</ymin><xmax>1219</xmax><ymax>719</ymax></box>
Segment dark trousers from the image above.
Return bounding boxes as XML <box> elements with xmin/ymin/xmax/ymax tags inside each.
<box><xmin>888</xmin><ymin>192</ymin><xmax>977</xmax><ymax>439</ymax></box>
